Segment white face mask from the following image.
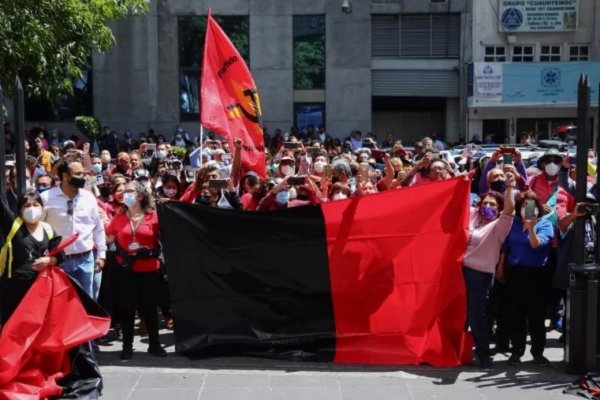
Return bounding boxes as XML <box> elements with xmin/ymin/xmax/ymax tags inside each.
<box><xmin>314</xmin><ymin>161</ymin><xmax>326</xmax><ymax>173</ymax></box>
<box><xmin>281</xmin><ymin>165</ymin><xmax>295</xmax><ymax>177</ymax></box>
<box><xmin>163</xmin><ymin>188</ymin><xmax>178</xmax><ymax>198</ymax></box>
<box><xmin>22</xmin><ymin>206</ymin><xmax>43</xmax><ymax>223</ymax></box>
<box><xmin>545</xmin><ymin>162</ymin><xmax>560</xmax><ymax>177</ymax></box>
<box><xmin>332</xmin><ymin>193</ymin><xmax>348</xmax><ymax>201</ymax></box>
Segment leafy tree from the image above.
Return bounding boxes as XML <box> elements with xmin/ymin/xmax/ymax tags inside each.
<box><xmin>0</xmin><ymin>0</ymin><xmax>148</xmax><ymax>98</ymax></box>
<box><xmin>179</xmin><ymin>16</ymin><xmax>250</xmax><ymax>68</ymax></box>
<box><xmin>75</xmin><ymin>115</ymin><xmax>102</xmax><ymax>140</ymax></box>
<box><xmin>294</xmin><ymin>40</ymin><xmax>326</xmax><ymax>90</ymax></box>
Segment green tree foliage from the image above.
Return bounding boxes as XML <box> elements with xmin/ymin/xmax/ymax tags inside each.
<box><xmin>179</xmin><ymin>16</ymin><xmax>250</xmax><ymax>68</ymax></box>
<box><xmin>294</xmin><ymin>40</ymin><xmax>326</xmax><ymax>90</ymax></box>
<box><xmin>0</xmin><ymin>0</ymin><xmax>148</xmax><ymax>98</ymax></box>
<box><xmin>75</xmin><ymin>115</ymin><xmax>102</xmax><ymax>139</ymax></box>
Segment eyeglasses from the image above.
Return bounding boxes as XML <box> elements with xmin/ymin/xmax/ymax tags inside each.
<box><xmin>429</xmin><ymin>166</ymin><xmax>445</xmax><ymax>172</ymax></box>
<box><xmin>67</xmin><ymin>200</ymin><xmax>73</xmax><ymax>216</ymax></box>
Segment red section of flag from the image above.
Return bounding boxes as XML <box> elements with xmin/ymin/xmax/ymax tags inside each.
<box><xmin>0</xmin><ymin>266</ymin><xmax>110</xmax><ymax>398</ymax></box>
<box><xmin>322</xmin><ymin>178</ymin><xmax>472</xmax><ymax>366</ymax></box>
<box><xmin>201</xmin><ymin>13</ymin><xmax>266</xmax><ymax>177</ymax></box>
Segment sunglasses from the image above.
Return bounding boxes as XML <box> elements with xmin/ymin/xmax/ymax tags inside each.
<box><xmin>67</xmin><ymin>200</ymin><xmax>73</xmax><ymax>216</ymax></box>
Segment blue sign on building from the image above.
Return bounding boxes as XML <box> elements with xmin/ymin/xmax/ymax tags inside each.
<box><xmin>501</xmin><ymin>8</ymin><xmax>523</xmax><ymax>31</ymax></box>
<box><xmin>502</xmin><ymin>62</ymin><xmax>600</xmax><ymax>103</ymax></box>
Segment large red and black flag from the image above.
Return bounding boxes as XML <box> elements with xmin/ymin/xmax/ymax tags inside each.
<box><xmin>0</xmin><ymin>236</ymin><xmax>110</xmax><ymax>399</ymax></box>
<box><xmin>201</xmin><ymin>12</ymin><xmax>266</xmax><ymax>177</ymax></box>
<box><xmin>158</xmin><ymin>177</ymin><xmax>472</xmax><ymax>366</ymax></box>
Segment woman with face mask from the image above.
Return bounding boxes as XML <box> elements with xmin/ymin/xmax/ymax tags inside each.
<box><xmin>499</xmin><ymin>192</ymin><xmax>554</xmax><ymax>366</ymax></box>
<box><xmin>462</xmin><ymin>173</ymin><xmax>516</xmax><ymax>370</ymax></box>
<box><xmin>157</xmin><ymin>174</ymin><xmax>182</xmax><ymax>202</ymax></box>
<box><xmin>100</xmin><ymin>150</ymin><xmax>112</xmax><ymax>171</ymax></box>
<box><xmin>528</xmin><ymin>149</ymin><xmax>563</xmax><ymax>206</ymax></box>
<box><xmin>105</xmin><ymin>181</ymin><xmax>167</xmax><ymax>360</ymax></box>
<box><xmin>328</xmin><ymin>182</ymin><xmax>351</xmax><ymax>202</ymax></box>
<box><xmin>0</xmin><ymin>190</ymin><xmax>62</xmax><ymax>325</ymax></box>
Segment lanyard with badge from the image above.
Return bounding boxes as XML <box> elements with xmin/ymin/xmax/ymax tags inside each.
<box><xmin>127</xmin><ymin>212</ymin><xmax>144</xmax><ymax>251</ymax></box>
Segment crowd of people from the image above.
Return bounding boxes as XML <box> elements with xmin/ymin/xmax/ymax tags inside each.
<box><xmin>0</xmin><ymin>123</ymin><xmax>596</xmax><ymax>369</ymax></box>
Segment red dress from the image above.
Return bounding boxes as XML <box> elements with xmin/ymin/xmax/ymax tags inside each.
<box><xmin>106</xmin><ymin>210</ymin><xmax>160</xmax><ymax>273</ymax></box>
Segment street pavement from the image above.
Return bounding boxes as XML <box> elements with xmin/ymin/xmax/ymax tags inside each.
<box><xmin>97</xmin><ymin>328</ymin><xmax>578</xmax><ymax>400</ymax></box>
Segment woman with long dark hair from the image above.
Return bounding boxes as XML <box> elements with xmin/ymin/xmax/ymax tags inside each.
<box><xmin>0</xmin><ymin>190</ymin><xmax>61</xmax><ymax>325</ymax></box>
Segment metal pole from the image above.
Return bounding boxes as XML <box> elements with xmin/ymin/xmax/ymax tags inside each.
<box><xmin>596</xmin><ymin>79</ymin><xmax>600</xmax><ymax>265</ymax></box>
<box><xmin>574</xmin><ymin>74</ymin><xmax>591</xmax><ymax>265</ymax></box>
<box><xmin>199</xmin><ymin>124</ymin><xmax>204</xmax><ymax>164</ymax></box>
<box><xmin>14</xmin><ymin>76</ymin><xmax>26</xmax><ymax>195</ymax></box>
<box><xmin>0</xmin><ymin>84</ymin><xmax>6</xmax><ymax>199</ymax></box>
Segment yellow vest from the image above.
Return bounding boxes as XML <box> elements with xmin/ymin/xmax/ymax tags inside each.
<box><xmin>0</xmin><ymin>218</ymin><xmax>54</xmax><ymax>279</ymax></box>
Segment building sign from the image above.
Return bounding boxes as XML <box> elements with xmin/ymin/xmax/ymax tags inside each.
<box><xmin>474</xmin><ymin>63</ymin><xmax>503</xmax><ymax>102</ymax></box>
<box><xmin>471</xmin><ymin>62</ymin><xmax>600</xmax><ymax>105</ymax></box>
<box><xmin>499</xmin><ymin>0</ymin><xmax>579</xmax><ymax>32</ymax></box>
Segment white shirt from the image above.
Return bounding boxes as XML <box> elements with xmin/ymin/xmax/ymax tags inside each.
<box><xmin>41</xmin><ymin>186</ymin><xmax>107</xmax><ymax>258</ymax></box>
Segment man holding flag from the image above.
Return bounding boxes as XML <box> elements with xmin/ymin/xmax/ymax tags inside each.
<box><xmin>201</xmin><ymin>11</ymin><xmax>266</xmax><ymax>177</ymax></box>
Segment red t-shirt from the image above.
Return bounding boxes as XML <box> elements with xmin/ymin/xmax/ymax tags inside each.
<box><xmin>106</xmin><ymin>210</ymin><xmax>160</xmax><ymax>272</ymax></box>
<box><xmin>241</xmin><ymin>192</ymin><xmax>260</xmax><ymax>211</ymax></box>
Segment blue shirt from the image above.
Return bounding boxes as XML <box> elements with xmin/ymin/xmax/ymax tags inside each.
<box><xmin>505</xmin><ymin>217</ymin><xmax>554</xmax><ymax>267</ymax></box>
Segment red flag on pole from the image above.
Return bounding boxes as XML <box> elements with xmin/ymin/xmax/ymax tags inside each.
<box><xmin>201</xmin><ymin>12</ymin><xmax>266</xmax><ymax>177</ymax></box>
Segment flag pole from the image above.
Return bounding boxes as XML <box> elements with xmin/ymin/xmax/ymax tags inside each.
<box><xmin>199</xmin><ymin>124</ymin><xmax>204</xmax><ymax>165</ymax></box>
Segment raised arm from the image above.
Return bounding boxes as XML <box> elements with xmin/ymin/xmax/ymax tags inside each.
<box><xmin>231</xmin><ymin>138</ymin><xmax>243</xmax><ymax>188</ymax></box>
<box><xmin>502</xmin><ymin>173</ymin><xmax>516</xmax><ymax>215</ymax></box>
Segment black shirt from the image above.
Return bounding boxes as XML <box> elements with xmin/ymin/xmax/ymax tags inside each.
<box><xmin>0</xmin><ymin>199</ymin><xmax>53</xmax><ymax>281</ymax></box>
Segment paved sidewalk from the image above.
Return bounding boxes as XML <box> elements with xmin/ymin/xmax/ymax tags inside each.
<box><xmin>97</xmin><ymin>329</ymin><xmax>576</xmax><ymax>400</ymax></box>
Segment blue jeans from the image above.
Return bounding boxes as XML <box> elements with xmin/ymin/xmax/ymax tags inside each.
<box><xmin>61</xmin><ymin>252</ymin><xmax>95</xmax><ymax>298</ymax></box>
<box><xmin>92</xmin><ymin>270</ymin><xmax>102</xmax><ymax>301</ymax></box>
<box><xmin>463</xmin><ymin>266</ymin><xmax>495</xmax><ymax>361</ymax></box>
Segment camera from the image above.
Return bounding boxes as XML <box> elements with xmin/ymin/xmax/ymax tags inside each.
<box><xmin>341</xmin><ymin>0</ymin><xmax>352</xmax><ymax>13</ymax></box>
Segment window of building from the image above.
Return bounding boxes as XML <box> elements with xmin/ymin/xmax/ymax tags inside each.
<box><xmin>372</xmin><ymin>14</ymin><xmax>460</xmax><ymax>59</ymax></box>
<box><xmin>569</xmin><ymin>45</ymin><xmax>590</xmax><ymax>61</ymax></box>
<box><xmin>25</xmin><ymin>67</ymin><xmax>93</xmax><ymax>122</ymax></box>
<box><xmin>484</xmin><ymin>46</ymin><xmax>506</xmax><ymax>62</ymax></box>
<box><xmin>511</xmin><ymin>45</ymin><xmax>534</xmax><ymax>62</ymax></box>
<box><xmin>293</xmin><ymin>15</ymin><xmax>325</xmax><ymax>90</ymax></box>
<box><xmin>540</xmin><ymin>45</ymin><xmax>562</xmax><ymax>62</ymax></box>
<box><xmin>178</xmin><ymin>16</ymin><xmax>249</xmax><ymax>120</ymax></box>
<box><xmin>294</xmin><ymin>103</ymin><xmax>325</xmax><ymax>134</ymax></box>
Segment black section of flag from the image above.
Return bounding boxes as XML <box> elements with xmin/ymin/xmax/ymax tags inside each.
<box><xmin>158</xmin><ymin>202</ymin><xmax>335</xmax><ymax>361</ymax></box>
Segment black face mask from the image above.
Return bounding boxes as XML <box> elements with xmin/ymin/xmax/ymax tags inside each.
<box><xmin>69</xmin><ymin>176</ymin><xmax>86</xmax><ymax>189</ymax></box>
<box><xmin>99</xmin><ymin>186</ymin><xmax>112</xmax><ymax>198</ymax></box>
<box><xmin>490</xmin><ymin>180</ymin><xmax>506</xmax><ymax>193</ymax></box>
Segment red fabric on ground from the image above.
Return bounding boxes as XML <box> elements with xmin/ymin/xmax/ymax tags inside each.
<box><xmin>322</xmin><ymin>177</ymin><xmax>472</xmax><ymax>366</ymax></box>
<box><xmin>0</xmin><ymin>266</ymin><xmax>110</xmax><ymax>399</ymax></box>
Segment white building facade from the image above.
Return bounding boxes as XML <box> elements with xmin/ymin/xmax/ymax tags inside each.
<box><xmin>468</xmin><ymin>0</ymin><xmax>600</xmax><ymax>144</ymax></box>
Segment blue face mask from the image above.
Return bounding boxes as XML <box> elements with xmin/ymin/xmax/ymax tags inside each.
<box><xmin>37</xmin><ymin>184</ymin><xmax>50</xmax><ymax>193</ymax></box>
<box><xmin>156</xmin><ymin>150</ymin><xmax>167</xmax><ymax>160</ymax></box>
<box><xmin>91</xmin><ymin>164</ymin><xmax>102</xmax><ymax>174</ymax></box>
<box><xmin>123</xmin><ymin>193</ymin><xmax>137</xmax><ymax>208</ymax></box>
<box><xmin>275</xmin><ymin>190</ymin><xmax>290</xmax><ymax>204</ymax></box>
